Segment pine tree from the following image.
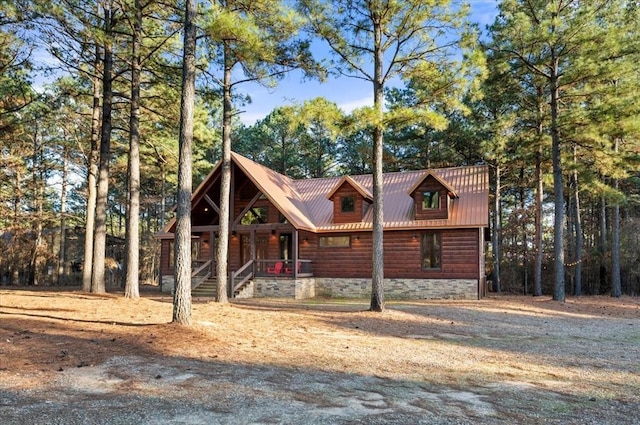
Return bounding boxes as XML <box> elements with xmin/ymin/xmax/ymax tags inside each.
<box><xmin>173</xmin><ymin>0</ymin><xmax>196</xmax><ymax>325</ymax></box>
<box><xmin>300</xmin><ymin>0</ymin><xmax>477</xmax><ymax>311</ymax></box>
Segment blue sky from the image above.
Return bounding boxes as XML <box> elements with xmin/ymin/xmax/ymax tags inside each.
<box><xmin>238</xmin><ymin>1</ymin><xmax>499</xmax><ymax>124</ymax></box>
<box><xmin>32</xmin><ymin>1</ymin><xmax>499</xmax><ymax>125</ymax></box>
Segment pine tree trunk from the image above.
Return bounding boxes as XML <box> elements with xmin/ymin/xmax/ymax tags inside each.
<box><xmin>611</xmin><ymin>139</ymin><xmax>621</xmax><ymax>297</ymax></box>
<box><xmin>160</xmin><ymin>166</ymin><xmax>167</xmax><ymax>230</ymax></box>
<box><xmin>125</xmin><ymin>0</ymin><xmax>142</xmax><ymax>299</ymax></box>
<box><xmin>550</xmin><ymin>57</ymin><xmax>565</xmax><ymax>302</ymax></box>
<box><xmin>172</xmin><ymin>0</ymin><xmax>196</xmax><ymax>325</ymax></box>
<box><xmin>566</xmin><ymin>180</ymin><xmax>575</xmax><ymax>295</ymax></box>
<box><xmin>533</xmin><ymin>145</ymin><xmax>543</xmax><ymax>296</ymax></box>
<box><xmin>57</xmin><ymin>144</ymin><xmax>68</xmax><ymax>284</ymax></box>
<box><xmin>369</xmin><ymin>17</ymin><xmax>385</xmax><ymax>312</ymax></box>
<box><xmin>520</xmin><ymin>167</ymin><xmax>528</xmax><ymax>294</ymax></box>
<box><xmin>83</xmin><ymin>45</ymin><xmax>102</xmax><ymax>292</ymax></box>
<box><xmin>597</xmin><ymin>193</ymin><xmax>607</xmax><ymax>294</ymax></box>
<box><xmin>29</xmin><ymin>123</ymin><xmax>43</xmax><ymax>286</ymax></box>
<box><xmin>492</xmin><ymin>165</ymin><xmax>501</xmax><ymax>293</ymax></box>
<box><xmin>573</xmin><ymin>147</ymin><xmax>583</xmax><ymax>296</ymax></box>
<box><xmin>91</xmin><ymin>3</ymin><xmax>114</xmax><ymax>294</ymax></box>
<box><xmin>215</xmin><ymin>43</ymin><xmax>232</xmax><ymax>304</ymax></box>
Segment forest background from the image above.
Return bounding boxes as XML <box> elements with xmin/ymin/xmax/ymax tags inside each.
<box><xmin>1</xmin><ymin>0</ymin><xmax>639</xmax><ymax>301</ymax></box>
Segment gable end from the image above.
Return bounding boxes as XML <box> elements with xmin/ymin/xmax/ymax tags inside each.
<box><xmin>412</xmin><ymin>175</ymin><xmax>451</xmax><ymax>220</ymax></box>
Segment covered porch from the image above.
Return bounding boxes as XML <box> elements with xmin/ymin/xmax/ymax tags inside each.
<box><xmin>185</xmin><ymin>226</ymin><xmax>313</xmax><ymax>298</ymax></box>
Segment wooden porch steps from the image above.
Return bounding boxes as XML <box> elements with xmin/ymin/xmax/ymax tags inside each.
<box><xmin>192</xmin><ymin>278</ymin><xmax>217</xmax><ymax>298</ymax></box>
<box><xmin>192</xmin><ymin>277</ymin><xmax>254</xmax><ymax>299</ymax></box>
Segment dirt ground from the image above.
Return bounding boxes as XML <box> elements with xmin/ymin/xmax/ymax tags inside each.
<box><xmin>0</xmin><ymin>287</ymin><xmax>638</xmax><ymax>425</ymax></box>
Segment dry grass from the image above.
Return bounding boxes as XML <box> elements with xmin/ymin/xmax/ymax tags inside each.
<box><xmin>1</xmin><ymin>287</ymin><xmax>638</xmax><ymax>424</ymax></box>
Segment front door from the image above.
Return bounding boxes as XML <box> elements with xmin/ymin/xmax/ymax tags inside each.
<box><xmin>279</xmin><ymin>233</ymin><xmax>292</xmax><ymax>261</ymax></box>
<box><xmin>256</xmin><ymin>235</ymin><xmax>268</xmax><ymax>273</ymax></box>
<box><xmin>240</xmin><ymin>233</ymin><xmax>270</xmax><ymax>272</ymax></box>
<box><xmin>240</xmin><ymin>234</ymin><xmax>250</xmax><ymax>265</ymax></box>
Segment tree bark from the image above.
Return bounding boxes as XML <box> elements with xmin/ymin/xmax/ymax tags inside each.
<box><xmin>550</xmin><ymin>54</ymin><xmax>565</xmax><ymax>302</ymax></box>
<box><xmin>597</xmin><ymin>193</ymin><xmax>607</xmax><ymax>294</ymax></box>
<box><xmin>29</xmin><ymin>122</ymin><xmax>43</xmax><ymax>286</ymax></box>
<box><xmin>572</xmin><ymin>146</ymin><xmax>583</xmax><ymax>296</ymax></box>
<box><xmin>369</xmin><ymin>13</ymin><xmax>384</xmax><ymax>312</ymax></box>
<box><xmin>215</xmin><ymin>42</ymin><xmax>232</xmax><ymax>304</ymax></box>
<box><xmin>492</xmin><ymin>165</ymin><xmax>502</xmax><ymax>293</ymax></box>
<box><xmin>533</xmin><ymin>144</ymin><xmax>543</xmax><ymax>296</ymax></box>
<box><xmin>125</xmin><ymin>0</ymin><xmax>142</xmax><ymax>299</ymax></box>
<box><xmin>91</xmin><ymin>2</ymin><xmax>114</xmax><ymax>294</ymax></box>
<box><xmin>83</xmin><ymin>45</ymin><xmax>102</xmax><ymax>293</ymax></box>
<box><xmin>57</xmin><ymin>144</ymin><xmax>69</xmax><ymax>284</ymax></box>
<box><xmin>611</xmin><ymin>139</ymin><xmax>621</xmax><ymax>298</ymax></box>
<box><xmin>172</xmin><ymin>0</ymin><xmax>196</xmax><ymax>325</ymax></box>
<box><xmin>519</xmin><ymin>167</ymin><xmax>528</xmax><ymax>294</ymax></box>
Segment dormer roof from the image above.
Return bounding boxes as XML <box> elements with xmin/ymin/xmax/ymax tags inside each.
<box><xmin>407</xmin><ymin>170</ymin><xmax>459</xmax><ymax>199</ymax></box>
<box><xmin>326</xmin><ymin>175</ymin><xmax>373</xmax><ymax>202</ymax></box>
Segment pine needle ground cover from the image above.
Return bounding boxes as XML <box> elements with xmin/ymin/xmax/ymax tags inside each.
<box><xmin>1</xmin><ymin>289</ymin><xmax>638</xmax><ymax>424</ymax></box>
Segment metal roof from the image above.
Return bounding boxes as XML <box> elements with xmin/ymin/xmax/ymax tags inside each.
<box><xmin>233</xmin><ymin>152</ymin><xmax>489</xmax><ymax>232</ymax></box>
<box><xmin>162</xmin><ymin>152</ymin><xmax>489</xmax><ymax>234</ymax></box>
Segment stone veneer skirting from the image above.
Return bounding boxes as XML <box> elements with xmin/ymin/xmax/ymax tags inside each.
<box><xmin>313</xmin><ymin>278</ymin><xmax>479</xmax><ymax>300</ymax></box>
<box><xmin>161</xmin><ymin>275</ymin><xmax>173</xmax><ymax>293</ymax></box>
<box><xmin>162</xmin><ymin>275</ymin><xmax>479</xmax><ymax>300</ymax></box>
<box><xmin>253</xmin><ymin>277</ymin><xmax>315</xmax><ymax>300</ymax></box>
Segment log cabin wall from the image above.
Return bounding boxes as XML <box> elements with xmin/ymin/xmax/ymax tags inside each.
<box><xmin>160</xmin><ymin>239</ymin><xmax>172</xmax><ymax>276</ymax></box>
<box><xmin>300</xmin><ymin>229</ymin><xmax>480</xmax><ymax>280</ymax></box>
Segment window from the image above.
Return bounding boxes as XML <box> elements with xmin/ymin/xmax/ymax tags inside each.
<box><xmin>423</xmin><ymin>191</ymin><xmax>440</xmax><ymax>209</ymax></box>
<box><xmin>168</xmin><ymin>240</ymin><xmax>201</xmax><ymax>269</ymax></box>
<box><xmin>319</xmin><ymin>236</ymin><xmax>350</xmax><ymax>247</ymax></box>
<box><xmin>421</xmin><ymin>233</ymin><xmax>441</xmax><ymax>269</ymax></box>
<box><xmin>241</xmin><ymin>207</ymin><xmax>268</xmax><ymax>224</ymax></box>
<box><xmin>341</xmin><ymin>196</ymin><xmax>355</xmax><ymax>213</ymax></box>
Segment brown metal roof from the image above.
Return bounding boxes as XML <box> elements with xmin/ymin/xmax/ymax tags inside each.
<box><xmin>231</xmin><ymin>153</ymin><xmax>317</xmax><ymax>231</ymax></box>
<box><xmin>233</xmin><ymin>153</ymin><xmax>489</xmax><ymax>232</ymax></box>
<box><xmin>162</xmin><ymin>152</ymin><xmax>488</xmax><ymax>234</ymax></box>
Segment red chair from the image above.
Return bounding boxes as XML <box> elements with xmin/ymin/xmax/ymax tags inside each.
<box><xmin>266</xmin><ymin>261</ymin><xmax>283</xmax><ymax>274</ymax></box>
<box><xmin>285</xmin><ymin>261</ymin><xmax>301</xmax><ymax>275</ymax></box>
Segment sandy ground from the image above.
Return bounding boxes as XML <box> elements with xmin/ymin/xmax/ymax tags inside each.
<box><xmin>0</xmin><ymin>287</ymin><xmax>639</xmax><ymax>424</ymax></box>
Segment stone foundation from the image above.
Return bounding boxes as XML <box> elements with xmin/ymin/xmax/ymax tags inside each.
<box><xmin>160</xmin><ymin>275</ymin><xmax>479</xmax><ymax>300</ymax></box>
<box><xmin>253</xmin><ymin>277</ymin><xmax>315</xmax><ymax>300</ymax></box>
<box><xmin>161</xmin><ymin>275</ymin><xmax>174</xmax><ymax>293</ymax></box>
<box><xmin>314</xmin><ymin>278</ymin><xmax>478</xmax><ymax>300</ymax></box>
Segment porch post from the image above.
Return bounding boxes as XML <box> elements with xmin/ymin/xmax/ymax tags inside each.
<box><xmin>209</xmin><ymin>229</ymin><xmax>214</xmax><ymax>278</ymax></box>
<box><xmin>292</xmin><ymin>229</ymin><xmax>299</xmax><ymax>279</ymax></box>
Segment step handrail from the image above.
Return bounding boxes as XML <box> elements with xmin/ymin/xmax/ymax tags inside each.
<box><xmin>191</xmin><ymin>259</ymin><xmax>212</xmax><ymax>277</ymax></box>
<box><xmin>231</xmin><ymin>260</ymin><xmax>254</xmax><ymax>295</ymax></box>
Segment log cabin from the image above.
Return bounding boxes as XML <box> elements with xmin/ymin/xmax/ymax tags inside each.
<box><xmin>157</xmin><ymin>152</ymin><xmax>489</xmax><ymax>300</ymax></box>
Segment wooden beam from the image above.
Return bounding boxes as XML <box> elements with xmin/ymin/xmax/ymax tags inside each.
<box><xmin>233</xmin><ymin>191</ymin><xmax>264</xmax><ymax>226</ymax></box>
<box><xmin>192</xmin><ymin>225</ymin><xmax>220</xmax><ymax>232</ymax></box>
<box><xmin>193</xmin><ymin>173</ymin><xmax>220</xmax><ymax>207</ymax></box>
<box><xmin>203</xmin><ymin>194</ymin><xmax>220</xmax><ymax>214</ymax></box>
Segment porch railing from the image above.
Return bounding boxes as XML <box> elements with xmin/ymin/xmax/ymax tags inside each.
<box><xmin>254</xmin><ymin>259</ymin><xmax>312</xmax><ymax>278</ymax></box>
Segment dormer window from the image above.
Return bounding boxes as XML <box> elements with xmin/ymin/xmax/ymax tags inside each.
<box><xmin>409</xmin><ymin>171</ymin><xmax>458</xmax><ymax>221</ymax></box>
<box><xmin>327</xmin><ymin>176</ymin><xmax>373</xmax><ymax>224</ymax></box>
<box><xmin>422</xmin><ymin>191</ymin><xmax>440</xmax><ymax>209</ymax></box>
<box><xmin>341</xmin><ymin>196</ymin><xmax>355</xmax><ymax>213</ymax></box>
